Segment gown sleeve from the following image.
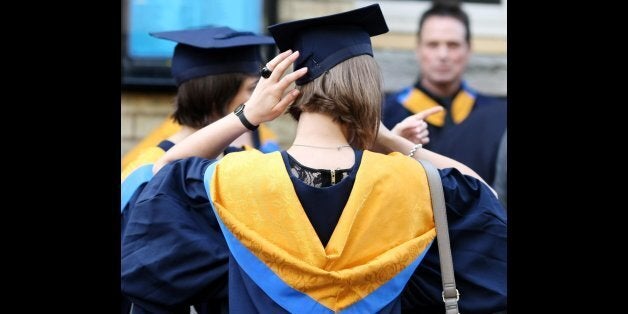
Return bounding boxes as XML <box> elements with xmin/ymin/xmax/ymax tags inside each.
<box><xmin>121</xmin><ymin>157</ymin><xmax>229</xmax><ymax>313</ymax></box>
<box><xmin>402</xmin><ymin>167</ymin><xmax>507</xmax><ymax>314</ymax></box>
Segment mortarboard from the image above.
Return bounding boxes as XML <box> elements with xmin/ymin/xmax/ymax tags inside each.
<box><xmin>268</xmin><ymin>4</ymin><xmax>388</xmax><ymax>85</ymax></box>
<box><xmin>150</xmin><ymin>26</ymin><xmax>275</xmax><ymax>86</ymax></box>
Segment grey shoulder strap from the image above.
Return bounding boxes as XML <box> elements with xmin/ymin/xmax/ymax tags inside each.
<box><xmin>418</xmin><ymin>159</ymin><xmax>460</xmax><ymax>314</ymax></box>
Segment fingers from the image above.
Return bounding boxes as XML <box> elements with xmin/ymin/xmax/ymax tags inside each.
<box><xmin>244</xmin><ymin>50</ymin><xmax>307</xmax><ymax>125</ymax></box>
<box><xmin>264</xmin><ymin>50</ymin><xmax>293</xmax><ymax>72</ymax></box>
<box><xmin>392</xmin><ymin>116</ymin><xmax>431</xmax><ymax>144</ymax></box>
<box><xmin>259</xmin><ymin>50</ymin><xmax>293</xmax><ymax>81</ymax></box>
<box><xmin>273</xmin><ymin>67</ymin><xmax>307</xmax><ymax>112</ymax></box>
<box><xmin>392</xmin><ymin>116</ymin><xmax>417</xmax><ymax>134</ymax></box>
<box><xmin>414</xmin><ymin>106</ymin><xmax>444</xmax><ymax>120</ymax></box>
<box><xmin>273</xmin><ymin>89</ymin><xmax>301</xmax><ymax>115</ymax></box>
<box><xmin>407</xmin><ymin>131</ymin><xmax>429</xmax><ymax>144</ymax></box>
<box><xmin>262</xmin><ymin>50</ymin><xmax>299</xmax><ymax>82</ymax></box>
<box><xmin>269</xmin><ymin>50</ymin><xmax>300</xmax><ymax>81</ymax></box>
<box><xmin>277</xmin><ymin>67</ymin><xmax>308</xmax><ymax>90</ymax></box>
<box><xmin>392</xmin><ymin>118</ymin><xmax>426</xmax><ymax>134</ymax></box>
<box><xmin>261</xmin><ymin>51</ymin><xmax>307</xmax><ymax>90</ymax></box>
<box><xmin>411</xmin><ymin>128</ymin><xmax>430</xmax><ymax>144</ymax></box>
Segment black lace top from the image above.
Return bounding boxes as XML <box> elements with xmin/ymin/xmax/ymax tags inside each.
<box><xmin>285</xmin><ymin>153</ymin><xmax>352</xmax><ymax>187</ymax></box>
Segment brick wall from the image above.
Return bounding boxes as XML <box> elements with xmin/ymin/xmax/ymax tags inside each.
<box><xmin>121</xmin><ymin>92</ymin><xmax>175</xmax><ymax>156</ymax></box>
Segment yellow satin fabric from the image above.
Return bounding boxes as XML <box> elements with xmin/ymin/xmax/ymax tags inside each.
<box><xmin>210</xmin><ymin>150</ymin><xmax>435</xmax><ymax>311</ymax></box>
<box><xmin>122</xmin><ymin>118</ymin><xmax>180</xmax><ymax>170</ymax></box>
<box><xmin>402</xmin><ymin>88</ymin><xmax>475</xmax><ymax>126</ymax></box>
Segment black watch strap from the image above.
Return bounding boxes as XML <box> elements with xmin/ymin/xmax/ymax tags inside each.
<box><xmin>234</xmin><ymin>104</ymin><xmax>258</xmax><ymax>131</ymax></box>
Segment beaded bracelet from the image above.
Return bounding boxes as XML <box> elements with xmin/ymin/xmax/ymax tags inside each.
<box><xmin>408</xmin><ymin>143</ymin><xmax>422</xmax><ymax>158</ymax></box>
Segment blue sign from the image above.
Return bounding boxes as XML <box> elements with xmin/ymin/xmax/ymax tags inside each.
<box><xmin>128</xmin><ymin>0</ymin><xmax>263</xmax><ymax>58</ymax></box>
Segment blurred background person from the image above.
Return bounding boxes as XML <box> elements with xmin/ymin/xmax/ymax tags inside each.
<box><xmin>120</xmin><ymin>25</ymin><xmax>278</xmax><ymax>314</ymax></box>
<box><xmin>382</xmin><ymin>2</ymin><xmax>507</xmax><ymax>193</ymax></box>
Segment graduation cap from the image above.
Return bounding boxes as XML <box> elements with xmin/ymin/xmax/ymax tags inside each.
<box><xmin>150</xmin><ymin>26</ymin><xmax>275</xmax><ymax>86</ymax></box>
<box><xmin>268</xmin><ymin>4</ymin><xmax>388</xmax><ymax>85</ymax></box>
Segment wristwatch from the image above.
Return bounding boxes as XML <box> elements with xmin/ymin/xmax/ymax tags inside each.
<box><xmin>233</xmin><ymin>103</ymin><xmax>258</xmax><ymax>131</ymax></box>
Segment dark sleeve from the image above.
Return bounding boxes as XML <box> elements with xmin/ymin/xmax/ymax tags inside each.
<box><xmin>121</xmin><ymin>157</ymin><xmax>229</xmax><ymax>313</ymax></box>
<box><xmin>402</xmin><ymin>167</ymin><xmax>507</xmax><ymax>314</ymax></box>
<box><xmin>121</xmin><ymin>183</ymin><xmax>145</xmax><ymax>239</ymax></box>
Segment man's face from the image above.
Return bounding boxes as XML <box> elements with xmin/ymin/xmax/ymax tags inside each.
<box><xmin>416</xmin><ymin>16</ymin><xmax>470</xmax><ymax>88</ymax></box>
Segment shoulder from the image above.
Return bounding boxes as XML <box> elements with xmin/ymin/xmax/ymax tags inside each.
<box><xmin>470</xmin><ymin>93</ymin><xmax>507</xmax><ymax>122</ymax></box>
<box><xmin>438</xmin><ymin>167</ymin><xmax>506</xmax><ymax>221</ymax></box>
<box><xmin>365</xmin><ymin>151</ymin><xmax>420</xmax><ymax>169</ymax></box>
<box><xmin>475</xmin><ymin>93</ymin><xmax>507</xmax><ymax>107</ymax></box>
<box><xmin>121</xmin><ymin>146</ymin><xmax>166</xmax><ymax>180</ymax></box>
<box><xmin>214</xmin><ymin>150</ymin><xmax>281</xmax><ymax>177</ymax></box>
<box><xmin>138</xmin><ymin>157</ymin><xmax>216</xmax><ymax>203</ymax></box>
<box><xmin>384</xmin><ymin>86</ymin><xmax>414</xmax><ymax>105</ymax></box>
<box><xmin>461</xmin><ymin>82</ymin><xmax>505</xmax><ymax>106</ymax></box>
<box><xmin>163</xmin><ymin>157</ymin><xmax>216</xmax><ymax>181</ymax></box>
<box><xmin>461</xmin><ymin>82</ymin><xmax>506</xmax><ymax>106</ymax></box>
<box><xmin>363</xmin><ymin>151</ymin><xmax>429</xmax><ymax>183</ymax></box>
<box><xmin>220</xmin><ymin>149</ymin><xmax>272</xmax><ymax>164</ymax></box>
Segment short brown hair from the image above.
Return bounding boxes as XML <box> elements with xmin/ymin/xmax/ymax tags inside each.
<box><xmin>418</xmin><ymin>4</ymin><xmax>471</xmax><ymax>44</ymax></box>
<box><xmin>289</xmin><ymin>55</ymin><xmax>382</xmax><ymax>149</ymax></box>
<box><xmin>173</xmin><ymin>73</ymin><xmax>250</xmax><ymax>129</ymax></box>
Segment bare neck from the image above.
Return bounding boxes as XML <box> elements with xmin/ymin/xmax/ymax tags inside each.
<box><xmin>287</xmin><ymin>112</ymin><xmax>355</xmax><ymax>170</ymax></box>
<box><xmin>292</xmin><ymin>112</ymin><xmax>349</xmax><ymax>146</ymax></box>
<box><xmin>420</xmin><ymin>78</ymin><xmax>461</xmax><ymax>98</ymax></box>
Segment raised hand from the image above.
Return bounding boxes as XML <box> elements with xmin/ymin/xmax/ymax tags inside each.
<box><xmin>153</xmin><ymin>50</ymin><xmax>308</xmax><ymax>173</ymax></box>
<box><xmin>244</xmin><ymin>50</ymin><xmax>308</xmax><ymax>125</ymax></box>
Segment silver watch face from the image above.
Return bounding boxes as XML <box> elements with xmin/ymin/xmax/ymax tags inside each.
<box><xmin>234</xmin><ymin>104</ymin><xmax>244</xmax><ymax>115</ymax></box>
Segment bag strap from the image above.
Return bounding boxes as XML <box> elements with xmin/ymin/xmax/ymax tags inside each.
<box><xmin>418</xmin><ymin>159</ymin><xmax>460</xmax><ymax>314</ymax></box>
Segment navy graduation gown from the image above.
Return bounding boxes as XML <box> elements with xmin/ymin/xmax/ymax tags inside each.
<box><xmin>383</xmin><ymin>82</ymin><xmax>507</xmax><ymax>184</ymax></box>
<box><xmin>122</xmin><ymin>154</ymin><xmax>506</xmax><ymax>313</ymax></box>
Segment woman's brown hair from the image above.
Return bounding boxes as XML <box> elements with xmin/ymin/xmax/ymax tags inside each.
<box><xmin>173</xmin><ymin>73</ymin><xmax>250</xmax><ymax>129</ymax></box>
<box><xmin>289</xmin><ymin>55</ymin><xmax>383</xmax><ymax>149</ymax></box>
